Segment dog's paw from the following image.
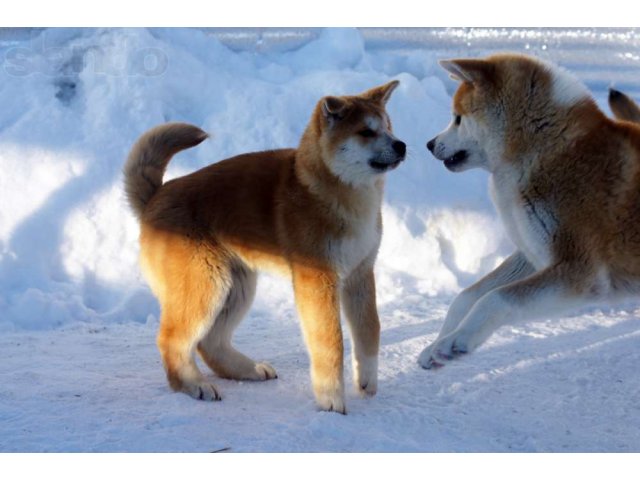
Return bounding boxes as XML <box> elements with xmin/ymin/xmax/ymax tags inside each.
<box><xmin>418</xmin><ymin>332</ymin><xmax>472</xmax><ymax>370</ymax></box>
<box><xmin>357</xmin><ymin>380</ymin><xmax>377</xmax><ymax>397</ymax></box>
<box><xmin>353</xmin><ymin>356</ymin><xmax>377</xmax><ymax>397</ymax></box>
<box><xmin>417</xmin><ymin>343</ymin><xmax>444</xmax><ymax>369</ymax></box>
<box><xmin>255</xmin><ymin>362</ymin><xmax>278</xmax><ymax>381</ymax></box>
<box><xmin>315</xmin><ymin>392</ymin><xmax>347</xmax><ymax>415</ymax></box>
<box><xmin>184</xmin><ymin>381</ymin><xmax>222</xmax><ymax>401</ymax></box>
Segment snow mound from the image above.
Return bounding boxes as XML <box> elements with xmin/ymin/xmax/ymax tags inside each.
<box><xmin>0</xmin><ymin>27</ymin><xmax>506</xmax><ymax>331</ymax></box>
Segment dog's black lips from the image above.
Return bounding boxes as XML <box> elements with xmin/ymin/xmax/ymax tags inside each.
<box><xmin>369</xmin><ymin>157</ymin><xmax>404</xmax><ymax>172</ymax></box>
<box><xmin>443</xmin><ymin>150</ymin><xmax>468</xmax><ymax>170</ymax></box>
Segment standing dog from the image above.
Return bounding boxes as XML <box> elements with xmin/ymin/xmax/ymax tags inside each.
<box><xmin>124</xmin><ymin>81</ymin><xmax>405</xmax><ymax>413</ymax></box>
<box><xmin>418</xmin><ymin>53</ymin><xmax>640</xmax><ymax>369</ymax></box>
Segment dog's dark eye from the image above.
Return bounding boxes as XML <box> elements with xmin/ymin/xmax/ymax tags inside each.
<box><xmin>454</xmin><ymin>115</ymin><xmax>462</xmax><ymax>126</ymax></box>
<box><xmin>358</xmin><ymin>128</ymin><xmax>377</xmax><ymax>138</ymax></box>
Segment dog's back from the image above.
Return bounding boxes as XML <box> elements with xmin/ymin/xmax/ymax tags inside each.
<box><xmin>142</xmin><ymin>149</ymin><xmax>295</xmax><ymax>243</ymax></box>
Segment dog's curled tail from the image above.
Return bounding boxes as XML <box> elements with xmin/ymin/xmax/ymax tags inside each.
<box><xmin>124</xmin><ymin>122</ymin><xmax>208</xmax><ymax>219</ymax></box>
<box><xmin>608</xmin><ymin>88</ymin><xmax>640</xmax><ymax>124</ymax></box>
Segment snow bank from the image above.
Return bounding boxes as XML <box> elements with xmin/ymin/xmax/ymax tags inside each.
<box><xmin>0</xmin><ymin>28</ymin><xmax>507</xmax><ymax>330</ymax></box>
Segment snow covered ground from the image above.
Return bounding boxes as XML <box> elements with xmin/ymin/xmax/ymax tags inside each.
<box><xmin>1</xmin><ymin>27</ymin><xmax>640</xmax><ymax>452</ymax></box>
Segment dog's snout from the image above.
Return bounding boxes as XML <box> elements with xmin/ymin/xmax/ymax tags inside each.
<box><xmin>393</xmin><ymin>140</ymin><xmax>406</xmax><ymax>156</ymax></box>
<box><xmin>427</xmin><ymin>138</ymin><xmax>436</xmax><ymax>153</ymax></box>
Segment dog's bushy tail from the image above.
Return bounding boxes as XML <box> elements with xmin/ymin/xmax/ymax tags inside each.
<box><xmin>124</xmin><ymin>122</ymin><xmax>208</xmax><ymax>219</ymax></box>
<box><xmin>608</xmin><ymin>88</ymin><xmax>640</xmax><ymax>124</ymax></box>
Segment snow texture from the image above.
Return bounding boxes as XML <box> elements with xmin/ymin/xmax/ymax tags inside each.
<box><xmin>1</xmin><ymin>27</ymin><xmax>640</xmax><ymax>452</ymax></box>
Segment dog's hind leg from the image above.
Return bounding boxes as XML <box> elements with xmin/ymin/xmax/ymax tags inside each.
<box><xmin>149</xmin><ymin>233</ymin><xmax>232</xmax><ymax>401</ymax></box>
<box><xmin>197</xmin><ymin>262</ymin><xmax>277</xmax><ymax>381</ymax></box>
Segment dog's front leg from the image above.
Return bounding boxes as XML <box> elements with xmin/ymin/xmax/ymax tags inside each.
<box><xmin>342</xmin><ymin>261</ymin><xmax>380</xmax><ymax>397</ymax></box>
<box><xmin>419</xmin><ymin>251</ymin><xmax>534</xmax><ymax>368</ymax></box>
<box><xmin>293</xmin><ymin>263</ymin><xmax>345</xmax><ymax>414</ymax></box>
<box><xmin>426</xmin><ymin>262</ymin><xmax>595</xmax><ymax>366</ymax></box>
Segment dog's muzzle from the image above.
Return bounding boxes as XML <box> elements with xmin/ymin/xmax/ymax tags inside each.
<box><xmin>369</xmin><ymin>140</ymin><xmax>406</xmax><ymax>172</ymax></box>
<box><xmin>427</xmin><ymin>138</ymin><xmax>468</xmax><ymax>171</ymax></box>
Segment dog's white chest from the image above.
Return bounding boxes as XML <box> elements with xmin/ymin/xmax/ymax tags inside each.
<box><xmin>330</xmin><ymin>212</ymin><xmax>381</xmax><ymax>278</ymax></box>
<box><xmin>489</xmin><ymin>174</ymin><xmax>556</xmax><ymax>270</ymax></box>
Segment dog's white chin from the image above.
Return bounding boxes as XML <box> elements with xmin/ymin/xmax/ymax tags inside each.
<box><xmin>330</xmin><ymin>163</ymin><xmax>381</xmax><ymax>187</ymax></box>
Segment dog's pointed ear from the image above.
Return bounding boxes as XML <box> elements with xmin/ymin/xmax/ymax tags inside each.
<box><xmin>322</xmin><ymin>96</ymin><xmax>349</xmax><ymax>121</ymax></box>
<box><xmin>362</xmin><ymin>80</ymin><xmax>400</xmax><ymax>105</ymax></box>
<box><xmin>440</xmin><ymin>59</ymin><xmax>495</xmax><ymax>85</ymax></box>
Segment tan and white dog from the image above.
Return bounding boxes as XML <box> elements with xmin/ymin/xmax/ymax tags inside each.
<box><xmin>124</xmin><ymin>81</ymin><xmax>405</xmax><ymax>413</ymax></box>
<box><xmin>419</xmin><ymin>53</ymin><xmax>640</xmax><ymax>369</ymax></box>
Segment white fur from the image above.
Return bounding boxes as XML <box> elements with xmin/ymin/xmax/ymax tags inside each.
<box><xmin>420</xmin><ymin>257</ymin><xmax>600</xmax><ymax>370</ymax></box>
<box><xmin>324</xmin><ymin>115</ymin><xmax>387</xmax><ymax>278</ymax></box>
<box><xmin>311</xmin><ymin>370</ymin><xmax>346</xmax><ymax>413</ymax></box>
<box><xmin>330</xmin><ymin>115</ymin><xmax>399</xmax><ymax>186</ymax></box>
<box><xmin>431</xmin><ymin>118</ymin><xmax>459</xmax><ymax>157</ymax></box>
<box><xmin>331</xmin><ymin>137</ymin><xmax>381</xmax><ymax>186</ymax></box>
<box><xmin>425</xmin><ymin>276</ymin><xmax>583</xmax><ymax>362</ymax></box>
<box><xmin>352</xmin><ymin>354</ymin><xmax>378</xmax><ymax>395</ymax></box>
<box><xmin>365</xmin><ymin>116</ymin><xmax>381</xmax><ymax>131</ymax></box>
<box><xmin>489</xmin><ymin>169</ymin><xmax>554</xmax><ymax>270</ymax></box>
<box><xmin>431</xmin><ymin>111</ymin><xmax>506</xmax><ymax>173</ymax></box>
<box><xmin>418</xmin><ymin>252</ymin><xmax>534</xmax><ymax>368</ymax></box>
<box><xmin>535</xmin><ymin>58</ymin><xmax>591</xmax><ymax>107</ymax></box>
<box><xmin>329</xmin><ymin>192</ymin><xmax>381</xmax><ymax>278</ymax></box>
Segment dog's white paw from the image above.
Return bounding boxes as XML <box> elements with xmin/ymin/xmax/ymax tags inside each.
<box><xmin>418</xmin><ymin>343</ymin><xmax>442</xmax><ymax>369</ymax></box>
<box><xmin>357</xmin><ymin>379</ymin><xmax>377</xmax><ymax>397</ymax></box>
<box><xmin>317</xmin><ymin>395</ymin><xmax>346</xmax><ymax>414</ymax></box>
<box><xmin>353</xmin><ymin>356</ymin><xmax>378</xmax><ymax>396</ymax></box>
<box><xmin>255</xmin><ymin>362</ymin><xmax>278</xmax><ymax>380</ymax></box>
<box><xmin>184</xmin><ymin>381</ymin><xmax>222</xmax><ymax>401</ymax></box>
<box><xmin>315</xmin><ymin>391</ymin><xmax>346</xmax><ymax>415</ymax></box>
<box><xmin>418</xmin><ymin>330</ymin><xmax>476</xmax><ymax>370</ymax></box>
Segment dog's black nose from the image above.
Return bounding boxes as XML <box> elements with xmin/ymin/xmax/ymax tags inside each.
<box><xmin>427</xmin><ymin>138</ymin><xmax>436</xmax><ymax>152</ymax></box>
<box><xmin>609</xmin><ymin>88</ymin><xmax>621</xmax><ymax>100</ymax></box>
<box><xmin>392</xmin><ymin>140</ymin><xmax>406</xmax><ymax>156</ymax></box>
